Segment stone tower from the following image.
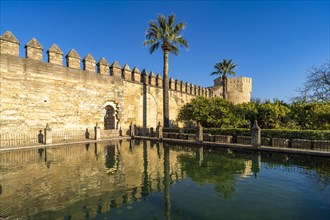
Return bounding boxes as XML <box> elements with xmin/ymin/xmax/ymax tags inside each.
<box><xmin>210</xmin><ymin>76</ymin><xmax>252</xmax><ymax>104</ymax></box>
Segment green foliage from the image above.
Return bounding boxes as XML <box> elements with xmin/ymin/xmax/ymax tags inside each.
<box><xmin>178</xmin><ymin>150</ymin><xmax>246</xmax><ymax>198</ymax></box>
<box><xmin>177</xmin><ymin>97</ymin><xmax>245</xmax><ymax>128</ymax></box>
<box><xmin>257</xmin><ymin>100</ymin><xmax>291</xmax><ymax>129</ymax></box>
<box><xmin>211</xmin><ymin>59</ymin><xmax>237</xmax><ymax>77</ymax></box>
<box><xmin>211</xmin><ymin>59</ymin><xmax>237</xmax><ymax>99</ymax></box>
<box><xmin>204</xmin><ymin>128</ymin><xmax>251</xmax><ymax>136</ymax></box>
<box><xmin>204</xmin><ymin>128</ymin><xmax>329</xmax><ymax>140</ymax></box>
<box><xmin>177</xmin><ymin>95</ymin><xmax>330</xmax><ymax>131</ymax></box>
<box><xmin>261</xmin><ymin>129</ymin><xmax>330</xmax><ymax>140</ymax></box>
<box><xmin>236</xmin><ymin>102</ymin><xmax>259</xmax><ymax>127</ymax></box>
<box><xmin>289</xmin><ymin>101</ymin><xmax>330</xmax><ymax>130</ymax></box>
<box><xmin>144</xmin><ymin>14</ymin><xmax>189</xmax><ymax>55</ymax></box>
<box><xmin>144</xmin><ymin>14</ymin><xmax>188</xmax><ymax>127</ymax></box>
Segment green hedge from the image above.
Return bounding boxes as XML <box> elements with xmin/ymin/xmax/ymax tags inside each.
<box><xmin>204</xmin><ymin>128</ymin><xmax>251</xmax><ymax>136</ymax></box>
<box><xmin>163</xmin><ymin>127</ymin><xmax>330</xmax><ymax>140</ymax></box>
<box><xmin>163</xmin><ymin>127</ymin><xmax>195</xmax><ymax>134</ymax></box>
<box><xmin>261</xmin><ymin>129</ymin><xmax>330</xmax><ymax>140</ymax></box>
<box><xmin>199</xmin><ymin>128</ymin><xmax>329</xmax><ymax>140</ymax></box>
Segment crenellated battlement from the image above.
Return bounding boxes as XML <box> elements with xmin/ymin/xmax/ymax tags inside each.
<box><xmin>211</xmin><ymin>76</ymin><xmax>252</xmax><ymax>104</ymax></box>
<box><xmin>0</xmin><ymin>31</ymin><xmax>213</xmax><ymax>97</ymax></box>
<box><xmin>0</xmin><ymin>30</ymin><xmax>251</xmax><ymax>133</ymax></box>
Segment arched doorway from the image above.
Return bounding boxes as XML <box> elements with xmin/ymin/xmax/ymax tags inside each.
<box><xmin>104</xmin><ymin>105</ymin><xmax>116</xmax><ymax>130</ymax></box>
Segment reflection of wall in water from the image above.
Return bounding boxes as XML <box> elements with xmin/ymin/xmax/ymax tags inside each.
<box><xmin>0</xmin><ymin>140</ymin><xmax>192</xmax><ymax>219</ymax></box>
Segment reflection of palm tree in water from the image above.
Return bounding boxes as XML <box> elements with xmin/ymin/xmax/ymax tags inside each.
<box><xmin>141</xmin><ymin>141</ymin><xmax>150</xmax><ymax>197</ymax></box>
<box><xmin>164</xmin><ymin>144</ymin><xmax>171</xmax><ymax>220</ymax></box>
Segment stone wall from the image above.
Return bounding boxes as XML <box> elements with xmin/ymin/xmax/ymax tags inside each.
<box><xmin>0</xmin><ymin>31</ymin><xmax>215</xmax><ymax>133</ymax></box>
<box><xmin>0</xmin><ymin>54</ymin><xmax>124</xmax><ymax>132</ymax></box>
<box><xmin>211</xmin><ymin>76</ymin><xmax>252</xmax><ymax>104</ymax></box>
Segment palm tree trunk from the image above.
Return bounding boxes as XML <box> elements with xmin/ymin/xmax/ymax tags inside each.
<box><xmin>222</xmin><ymin>75</ymin><xmax>227</xmax><ymax>100</ymax></box>
<box><xmin>163</xmin><ymin>49</ymin><xmax>169</xmax><ymax>127</ymax></box>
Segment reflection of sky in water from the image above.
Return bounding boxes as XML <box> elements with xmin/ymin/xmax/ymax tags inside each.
<box><xmin>0</xmin><ymin>140</ymin><xmax>329</xmax><ymax>219</ymax></box>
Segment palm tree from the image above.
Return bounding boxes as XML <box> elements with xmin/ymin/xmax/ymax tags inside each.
<box><xmin>144</xmin><ymin>14</ymin><xmax>188</xmax><ymax>127</ymax></box>
<box><xmin>211</xmin><ymin>59</ymin><xmax>237</xmax><ymax>100</ymax></box>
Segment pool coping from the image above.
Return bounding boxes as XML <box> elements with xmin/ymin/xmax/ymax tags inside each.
<box><xmin>134</xmin><ymin>136</ymin><xmax>330</xmax><ymax>157</ymax></box>
<box><xmin>1</xmin><ymin>135</ymin><xmax>329</xmax><ymax>157</ymax></box>
<box><xmin>0</xmin><ymin>136</ymin><xmax>131</xmax><ymax>153</ymax></box>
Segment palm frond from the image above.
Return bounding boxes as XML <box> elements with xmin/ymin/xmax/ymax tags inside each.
<box><xmin>211</xmin><ymin>71</ymin><xmax>221</xmax><ymax>76</ymax></box>
<box><xmin>149</xmin><ymin>42</ymin><xmax>160</xmax><ymax>54</ymax></box>
<box><xmin>174</xmin><ymin>36</ymin><xmax>189</xmax><ymax>48</ymax></box>
<box><xmin>144</xmin><ymin>39</ymin><xmax>156</xmax><ymax>46</ymax></box>
<box><xmin>211</xmin><ymin>59</ymin><xmax>237</xmax><ymax>78</ymax></box>
<box><xmin>157</xmin><ymin>14</ymin><xmax>167</xmax><ymax>34</ymax></box>
<box><xmin>144</xmin><ymin>14</ymin><xmax>188</xmax><ymax>55</ymax></box>
<box><xmin>168</xmin><ymin>14</ymin><xmax>175</xmax><ymax>31</ymax></box>
<box><xmin>171</xmin><ymin>45</ymin><xmax>179</xmax><ymax>55</ymax></box>
<box><xmin>173</xmin><ymin>22</ymin><xmax>185</xmax><ymax>35</ymax></box>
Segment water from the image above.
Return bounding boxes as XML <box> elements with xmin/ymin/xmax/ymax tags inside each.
<box><xmin>0</xmin><ymin>140</ymin><xmax>329</xmax><ymax>220</ymax></box>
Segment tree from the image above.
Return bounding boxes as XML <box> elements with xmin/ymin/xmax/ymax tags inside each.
<box><xmin>144</xmin><ymin>14</ymin><xmax>188</xmax><ymax>127</ymax></box>
<box><xmin>257</xmin><ymin>100</ymin><xmax>291</xmax><ymax>129</ymax></box>
<box><xmin>236</xmin><ymin>102</ymin><xmax>259</xmax><ymax>128</ymax></box>
<box><xmin>211</xmin><ymin>59</ymin><xmax>237</xmax><ymax>99</ymax></box>
<box><xmin>177</xmin><ymin>96</ymin><xmax>245</xmax><ymax>128</ymax></box>
<box><xmin>289</xmin><ymin>100</ymin><xmax>330</xmax><ymax>130</ymax></box>
<box><xmin>297</xmin><ymin>61</ymin><xmax>330</xmax><ymax>102</ymax></box>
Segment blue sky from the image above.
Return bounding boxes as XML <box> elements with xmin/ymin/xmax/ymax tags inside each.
<box><xmin>1</xmin><ymin>0</ymin><xmax>329</xmax><ymax>102</ymax></box>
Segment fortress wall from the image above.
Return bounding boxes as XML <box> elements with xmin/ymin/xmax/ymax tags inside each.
<box><xmin>227</xmin><ymin>77</ymin><xmax>252</xmax><ymax>104</ymax></box>
<box><xmin>212</xmin><ymin>77</ymin><xmax>252</xmax><ymax>104</ymax></box>
<box><xmin>0</xmin><ymin>31</ymin><xmax>212</xmax><ymax>133</ymax></box>
<box><xmin>0</xmin><ymin>54</ymin><xmax>124</xmax><ymax>132</ymax></box>
<box><xmin>122</xmin><ymin>80</ymin><xmax>196</xmax><ymax>129</ymax></box>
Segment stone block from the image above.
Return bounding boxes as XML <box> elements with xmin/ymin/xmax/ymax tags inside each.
<box><xmin>272</xmin><ymin>138</ymin><xmax>290</xmax><ymax>148</ymax></box>
<box><xmin>169</xmin><ymin>78</ymin><xmax>175</xmax><ymax>90</ymax></box>
<box><xmin>0</xmin><ymin>31</ymin><xmax>20</xmax><ymax>56</ymax></box>
<box><xmin>291</xmin><ymin>139</ymin><xmax>312</xmax><ymax>149</ymax></box>
<box><xmin>97</xmin><ymin>57</ymin><xmax>110</xmax><ymax>75</ymax></box>
<box><xmin>313</xmin><ymin>140</ymin><xmax>330</xmax><ymax>152</ymax></box>
<box><xmin>66</xmin><ymin>49</ymin><xmax>81</xmax><ymax>69</ymax></box>
<box><xmin>187</xmin><ymin>134</ymin><xmax>195</xmax><ymax>141</ymax></box>
<box><xmin>237</xmin><ymin>136</ymin><xmax>251</xmax><ymax>145</ymax></box>
<box><xmin>214</xmin><ymin>135</ymin><xmax>232</xmax><ymax>143</ymax></box>
<box><xmin>168</xmin><ymin>132</ymin><xmax>178</xmax><ymax>139</ymax></box>
<box><xmin>141</xmin><ymin>69</ymin><xmax>149</xmax><ymax>84</ymax></box>
<box><xmin>261</xmin><ymin>137</ymin><xmax>271</xmax><ymax>146</ymax></box>
<box><xmin>122</xmin><ymin>64</ymin><xmax>132</xmax><ymax>80</ymax></box>
<box><xmin>203</xmin><ymin>133</ymin><xmax>214</xmax><ymax>142</ymax></box>
<box><xmin>149</xmin><ymin>71</ymin><xmax>156</xmax><ymax>86</ymax></box>
<box><xmin>178</xmin><ymin>133</ymin><xmax>186</xmax><ymax>140</ymax></box>
<box><xmin>25</xmin><ymin>38</ymin><xmax>43</xmax><ymax>61</ymax></box>
<box><xmin>132</xmin><ymin>67</ymin><xmax>141</xmax><ymax>82</ymax></box>
<box><xmin>83</xmin><ymin>53</ymin><xmax>96</xmax><ymax>72</ymax></box>
<box><xmin>47</xmin><ymin>44</ymin><xmax>63</xmax><ymax>65</ymax></box>
<box><xmin>156</xmin><ymin>73</ymin><xmax>162</xmax><ymax>87</ymax></box>
<box><xmin>110</xmin><ymin>61</ymin><xmax>122</xmax><ymax>78</ymax></box>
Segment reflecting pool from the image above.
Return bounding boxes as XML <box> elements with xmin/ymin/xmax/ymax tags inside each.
<box><xmin>0</xmin><ymin>140</ymin><xmax>329</xmax><ymax>219</ymax></box>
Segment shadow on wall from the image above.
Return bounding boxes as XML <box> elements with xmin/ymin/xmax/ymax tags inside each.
<box><xmin>169</xmin><ymin>120</ymin><xmax>178</xmax><ymax>128</ymax></box>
